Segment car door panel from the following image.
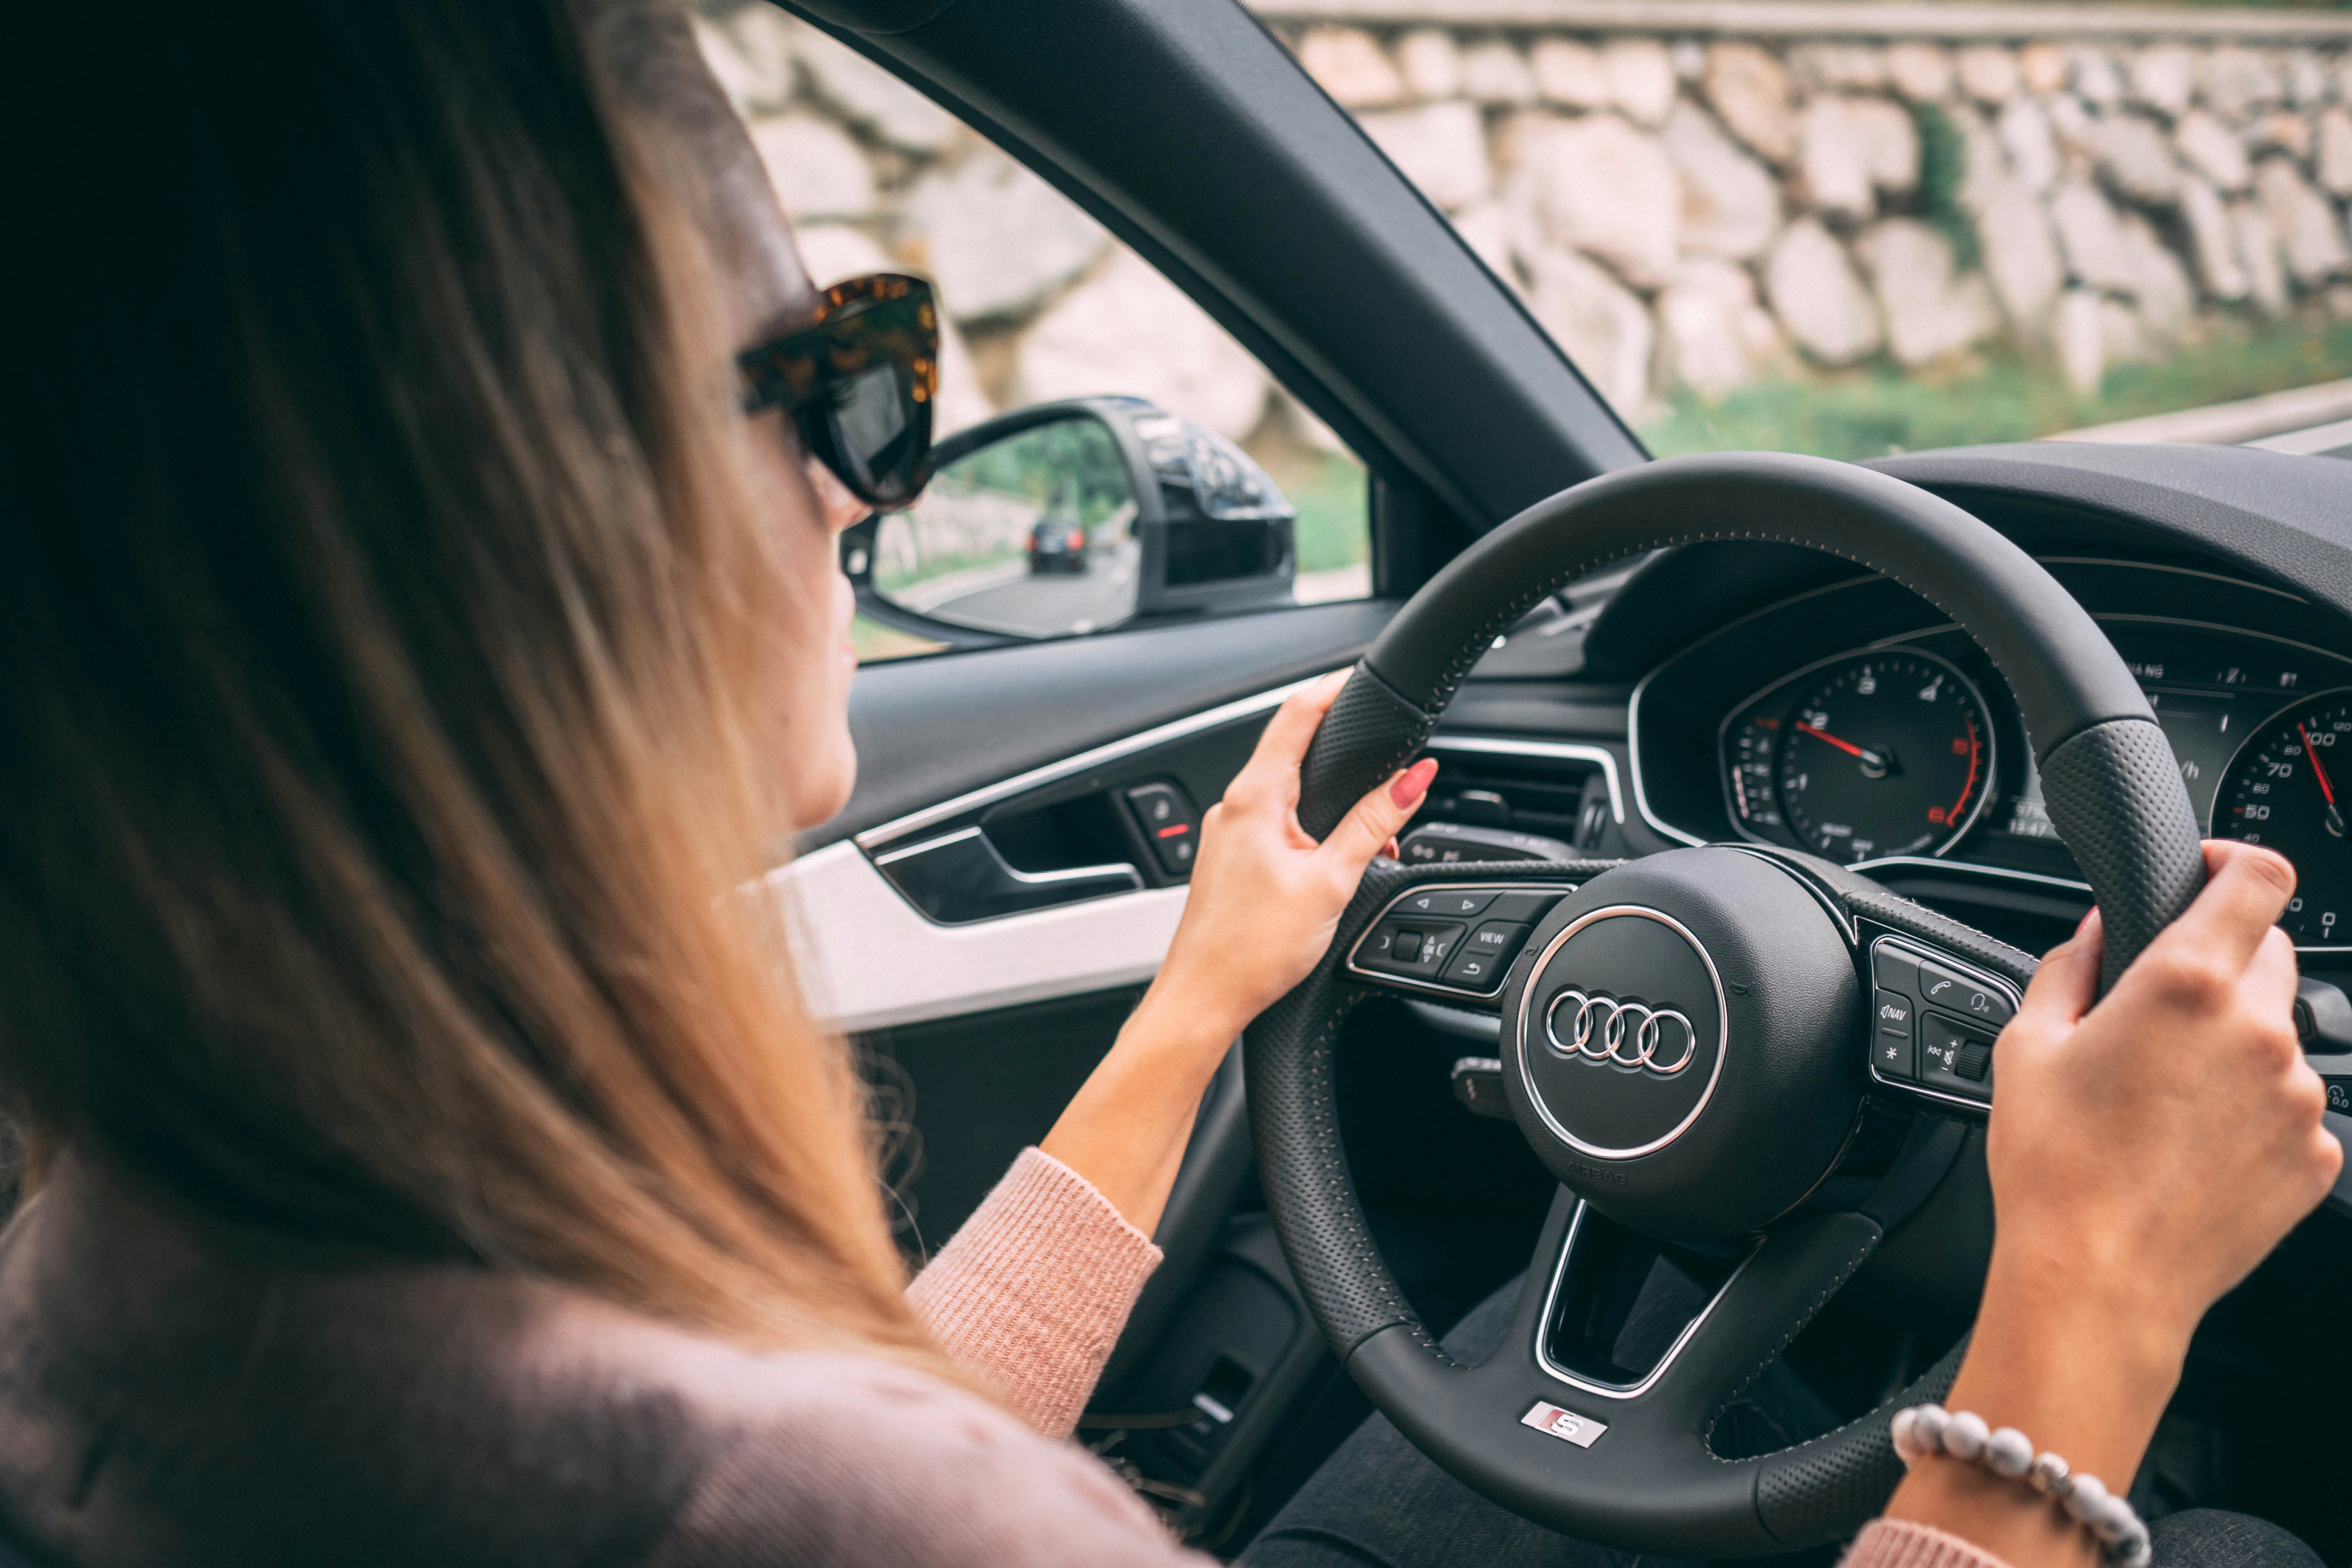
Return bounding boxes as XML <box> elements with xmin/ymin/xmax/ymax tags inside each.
<box><xmin>809</xmin><ymin>598</ymin><xmax>1394</xmax><ymax>851</ymax></box>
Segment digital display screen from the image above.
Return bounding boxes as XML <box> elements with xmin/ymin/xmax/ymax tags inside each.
<box><xmin>1991</xmin><ymin>627</ymin><xmax>2330</xmax><ymax>844</ymax></box>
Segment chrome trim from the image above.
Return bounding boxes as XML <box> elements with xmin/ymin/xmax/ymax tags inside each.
<box><xmin>1864</xmin><ymin>934</ymin><xmax>2023</xmax><ymax>1114</ymax></box>
<box><xmin>870</xmin><ymin>825</ymin><xmax>1144</xmax><ymax>893</ymax></box>
<box><xmin>871</xmin><ymin>826</ymin><xmax>975</xmax><ymax>865</ymax></box>
<box><xmin>1850</xmin><ymin>855</ymin><xmax>2091</xmax><ymax>895</ymax></box>
<box><xmin>1624</xmin><ymin>669</ymin><xmax>1708</xmax><ymax>848</ymax></box>
<box><xmin>1344</xmin><ymin>881</ymin><xmax>1579</xmax><ymax>1001</ymax></box>
<box><xmin>1533</xmin><ymin>1200</ymin><xmax>1757</xmax><ymax>1401</ymax></box>
<box><xmin>1713</xmin><ymin>645</ymin><xmax>1997</xmax><ymax>863</ymax></box>
<box><xmin>1423</xmin><ymin>736</ymin><xmax>1624</xmax><ymax>822</ymax></box>
<box><xmin>854</xmin><ymin>670</ymin><xmax>1339</xmax><ymax>851</ymax></box>
<box><xmin>1513</xmin><ymin>905</ymin><xmax>1728</xmax><ymax>1160</ymax></box>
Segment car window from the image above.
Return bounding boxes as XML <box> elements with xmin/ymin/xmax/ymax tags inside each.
<box><xmin>1281</xmin><ymin>19</ymin><xmax>2352</xmax><ymax>462</ymax></box>
<box><xmin>694</xmin><ymin>4</ymin><xmax>1374</xmax><ymax>662</ymax></box>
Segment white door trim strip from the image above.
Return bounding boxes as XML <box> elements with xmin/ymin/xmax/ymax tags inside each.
<box><xmin>770</xmin><ymin>840</ymin><xmax>1189</xmax><ymax>1034</ymax></box>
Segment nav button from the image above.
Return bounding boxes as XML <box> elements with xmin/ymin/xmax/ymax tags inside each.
<box><xmin>1872</xmin><ymin>988</ymin><xmax>1916</xmax><ymax>1082</ymax></box>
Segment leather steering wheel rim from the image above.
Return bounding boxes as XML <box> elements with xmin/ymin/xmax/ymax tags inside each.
<box><xmin>1244</xmin><ymin>451</ymin><xmax>2208</xmax><ymax>1555</ymax></box>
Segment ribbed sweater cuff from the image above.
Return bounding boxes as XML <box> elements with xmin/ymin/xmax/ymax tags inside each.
<box><xmin>1843</xmin><ymin>1519</ymin><xmax>2020</xmax><ymax>1568</ymax></box>
<box><xmin>906</xmin><ymin>1147</ymin><xmax>1162</xmax><ymax>1439</ymax></box>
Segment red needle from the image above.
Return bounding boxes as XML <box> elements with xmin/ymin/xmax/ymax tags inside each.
<box><xmin>2301</xmin><ymin>723</ymin><xmax>2338</xmax><ymax>807</ymax></box>
<box><xmin>1795</xmin><ymin>722</ymin><xmax>1866</xmax><ymax>759</ymax></box>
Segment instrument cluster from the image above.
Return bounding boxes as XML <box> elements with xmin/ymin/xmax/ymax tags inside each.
<box><xmin>1628</xmin><ymin>561</ymin><xmax>2352</xmax><ymax>954</ymax></box>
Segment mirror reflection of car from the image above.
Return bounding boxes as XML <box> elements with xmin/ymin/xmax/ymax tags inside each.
<box><xmin>1026</xmin><ymin>516</ymin><xmax>1089</xmax><ymax>573</ymax></box>
<box><xmin>1027</xmin><ymin>479</ymin><xmax>1093</xmax><ymax>575</ymax></box>
<box><xmin>844</xmin><ymin>394</ymin><xmax>1296</xmax><ymax>647</ymax></box>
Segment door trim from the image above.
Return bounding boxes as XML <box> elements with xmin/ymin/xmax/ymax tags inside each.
<box><xmin>773</xmin><ymin>841</ymin><xmax>1188</xmax><ymax>1034</ymax></box>
<box><xmin>854</xmin><ymin>671</ymin><xmax>1337</xmax><ymax>852</ymax></box>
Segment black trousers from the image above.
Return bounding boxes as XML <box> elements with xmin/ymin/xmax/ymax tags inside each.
<box><xmin>1239</xmin><ymin>1284</ymin><xmax>2321</xmax><ymax>1568</ymax></box>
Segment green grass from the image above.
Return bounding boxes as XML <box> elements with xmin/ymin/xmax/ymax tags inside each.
<box><xmin>1641</xmin><ymin>316</ymin><xmax>2352</xmax><ymax>463</ymax></box>
<box><xmin>1265</xmin><ymin>450</ymin><xmax>1372</xmax><ymax>574</ymax></box>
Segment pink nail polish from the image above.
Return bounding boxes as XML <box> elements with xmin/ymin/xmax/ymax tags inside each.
<box><xmin>1391</xmin><ymin>759</ymin><xmax>1437</xmax><ymax>808</ymax></box>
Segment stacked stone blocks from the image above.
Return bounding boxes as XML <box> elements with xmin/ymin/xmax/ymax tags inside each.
<box><xmin>1294</xmin><ymin>21</ymin><xmax>2352</xmax><ymax>412</ymax></box>
<box><xmin>696</xmin><ymin>2</ymin><xmax>2352</xmax><ymax>438</ymax></box>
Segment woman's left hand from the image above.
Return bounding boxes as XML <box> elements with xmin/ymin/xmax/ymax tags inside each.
<box><xmin>1152</xmin><ymin>668</ymin><xmax>1437</xmax><ymax>1044</ymax></box>
<box><xmin>1040</xmin><ymin>668</ymin><xmax>1434</xmax><ymax>1232</ymax></box>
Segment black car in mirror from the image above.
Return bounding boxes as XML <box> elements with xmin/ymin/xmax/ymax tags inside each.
<box><xmin>844</xmin><ymin>395</ymin><xmax>1296</xmax><ymax>647</ymax></box>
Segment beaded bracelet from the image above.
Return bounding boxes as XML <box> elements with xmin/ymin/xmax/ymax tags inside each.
<box><xmin>1891</xmin><ymin>1405</ymin><xmax>2152</xmax><ymax>1568</ymax></box>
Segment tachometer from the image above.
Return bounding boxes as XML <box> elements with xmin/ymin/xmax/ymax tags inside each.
<box><xmin>2216</xmin><ymin>689</ymin><xmax>2352</xmax><ymax>947</ymax></box>
<box><xmin>1773</xmin><ymin>650</ymin><xmax>1994</xmax><ymax>865</ymax></box>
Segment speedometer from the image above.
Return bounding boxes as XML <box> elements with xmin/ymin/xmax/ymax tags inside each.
<box><xmin>1772</xmin><ymin>650</ymin><xmax>1994</xmax><ymax>865</ymax></box>
<box><xmin>2216</xmin><ymin>689</ymin><xmax>2352</xmax><ymax>947</ymax></box>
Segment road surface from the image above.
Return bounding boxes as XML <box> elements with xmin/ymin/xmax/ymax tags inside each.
<box><xmin>910</xmin><ymin>539</ymin><xmax>1143</xmax><ymax>637</ymax></box>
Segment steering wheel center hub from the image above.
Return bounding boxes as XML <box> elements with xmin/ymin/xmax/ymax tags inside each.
<box><xmin>1518</xmin><ymin>906</ymin><xmax>1727</xmax><ymax>1159</ymax></box>
<box><xmin>1499</xmin><ymin>848</ymin><xmax>1863</xmax><ymax>1240</ymax></box>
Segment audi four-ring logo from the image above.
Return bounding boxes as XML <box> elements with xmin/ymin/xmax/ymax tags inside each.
<box><xmin>1544</xmin><ymin>990</ymin><xmax>1699</xmax><ymax>1076</ymax></box>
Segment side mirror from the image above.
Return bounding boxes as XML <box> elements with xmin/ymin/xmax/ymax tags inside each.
<box><xmin>845</xmin><ymin>395</ymin><xmax>1296</xmax><ymax>646</ymax></box>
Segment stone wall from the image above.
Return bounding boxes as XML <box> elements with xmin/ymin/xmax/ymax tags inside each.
<box><xmin>1283</xmin><ymin>16</ymin><xmax>2352</xmax><ymax>413</ymax></box>
<box><xmin>699</xmin><ymin>2</ymin><xmax>2352</xmax><ymax>433</ymax></box>
<box><xmin>695</xmin><ymin>2</ymin><xmax>1325</xmax><ymax>450</ymax></box>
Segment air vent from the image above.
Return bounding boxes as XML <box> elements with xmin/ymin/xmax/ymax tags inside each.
<box><xmin>1415</xmin><ymin>747</ymin><xmax>1613</xmax><ymax>856</ymax></box>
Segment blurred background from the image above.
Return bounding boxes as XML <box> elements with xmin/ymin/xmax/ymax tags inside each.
<box><xmin>695</xmin><ymin>0</ymin><xmax>2352</xmax><ymax>653</ymax></box>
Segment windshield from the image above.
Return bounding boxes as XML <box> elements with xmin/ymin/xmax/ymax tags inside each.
<box><xmin>1285</xmin><ymin>18</ymin><xmax>2352</xmax><ymax>461</ymax></box>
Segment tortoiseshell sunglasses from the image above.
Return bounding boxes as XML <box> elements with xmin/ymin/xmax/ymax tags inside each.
<box><xmin>737</xmin><ymin>273</ymin><xmax>940</xmax><ymax>512</ymax></box>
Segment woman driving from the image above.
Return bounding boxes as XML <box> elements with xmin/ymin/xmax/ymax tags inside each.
<box><xmin>0</xmin><ymin>2</ymin><xmax>2337</xmax><ymax>1566</ymax></box>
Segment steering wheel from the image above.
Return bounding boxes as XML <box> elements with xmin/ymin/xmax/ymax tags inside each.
<box><xmin>1245</xmin><ymin>452</ymin><xmax>2208</xmax><ymax>1556</ymax></box>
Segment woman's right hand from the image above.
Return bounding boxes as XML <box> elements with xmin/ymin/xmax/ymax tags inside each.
<box><xmin>1988</xmin><ymin>839</ymin><xmax>2338</xmax><ymax>1359</ymax></box>
<box><xmin>1885</xmin><ymin>840</ymin><xmax>2339</xmax><ymax>1568</ymax></box>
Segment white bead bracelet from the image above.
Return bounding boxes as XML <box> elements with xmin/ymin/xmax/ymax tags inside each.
<box><xmin>1891</xmin><ymin>1405</ymin><xmax>2152</xmax><ymax>1568</ymax></box>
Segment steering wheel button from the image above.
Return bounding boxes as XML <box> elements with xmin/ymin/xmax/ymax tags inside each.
<box><xmin>1871</xmin><ymin>989</ymin><xmax>1918</xmax><ymax>1082</ymax></box>
<box><xmin>1466</xmin><ymin>920</ymin><xmax>1532</xmax><ymax>953</ymax></box>
<box><xmin>2325</xmin><ymin>1078</ymin><xmax>2352</xmax><ymax>1115</ymax></box>
<box><xmin>1873</xmin><ymin>1027</ymin><xmax>1917</xmax><ymax>1082</ymax></box>
<box><xmin>1411</xmin><ymin>926</ymin><xmax>1464</xmax><ymax>971</ymax></box>
<box><xmin>1441</xmin><ymin>948</ymin><xmax>1499</xmax><ymax>987</ymax></box>
<box><xmin>1403</xmin><ymin>889</ymin><xmax>1495</xmax><ymax>919</ymax></box>
<box><xmin>1920</xmin><ymin>1013</ymin><xmax>1997</xmax><ymax>1097</ymax></box>
<box><xmin>1870</xmin><ymin>945</ymin><xmax>1921</xmax><ymax>996</ymax></box>
<box><xmin>1486</xmin><ymin>891</ymin><xmax>1566</xmax><ymax>926</ymax></box>
<box><xmin>1395</xmin><ymin>930</ymin><xmax>1423</xmax><ymax>964</ymax></box>
<box><xmin>1873</xmin><ymin>989</ymin><xmax>1914</xmax><ymax>1036</ymax></box>
<box><xmin>1917</xmin><ymin>959</ymin><xmax>2013</xmax><ymax>1025</ymax></box>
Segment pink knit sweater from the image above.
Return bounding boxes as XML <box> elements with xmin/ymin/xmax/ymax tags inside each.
<box><xmin>922</xmin><ymin>1148</ymin><xmax>2013</xmax><ymax>1568</ymax></box>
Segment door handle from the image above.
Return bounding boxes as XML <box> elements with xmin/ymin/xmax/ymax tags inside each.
<box><xmin>873</xmin><ymin>826</ymin><xmax>1143</xmax><ymax>924</ymax></box>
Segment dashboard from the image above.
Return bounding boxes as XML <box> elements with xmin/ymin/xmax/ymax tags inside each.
<box><xmin>1624</xmin><ymin>557</ymin><xmax>2352</xmax><ymax>956</ymax></box>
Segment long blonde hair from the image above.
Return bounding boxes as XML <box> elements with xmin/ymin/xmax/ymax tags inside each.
<box><xmin>0</xmin><ymin>0</ymin><xmax>944</xmax><ymax>1374</ymax></box>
